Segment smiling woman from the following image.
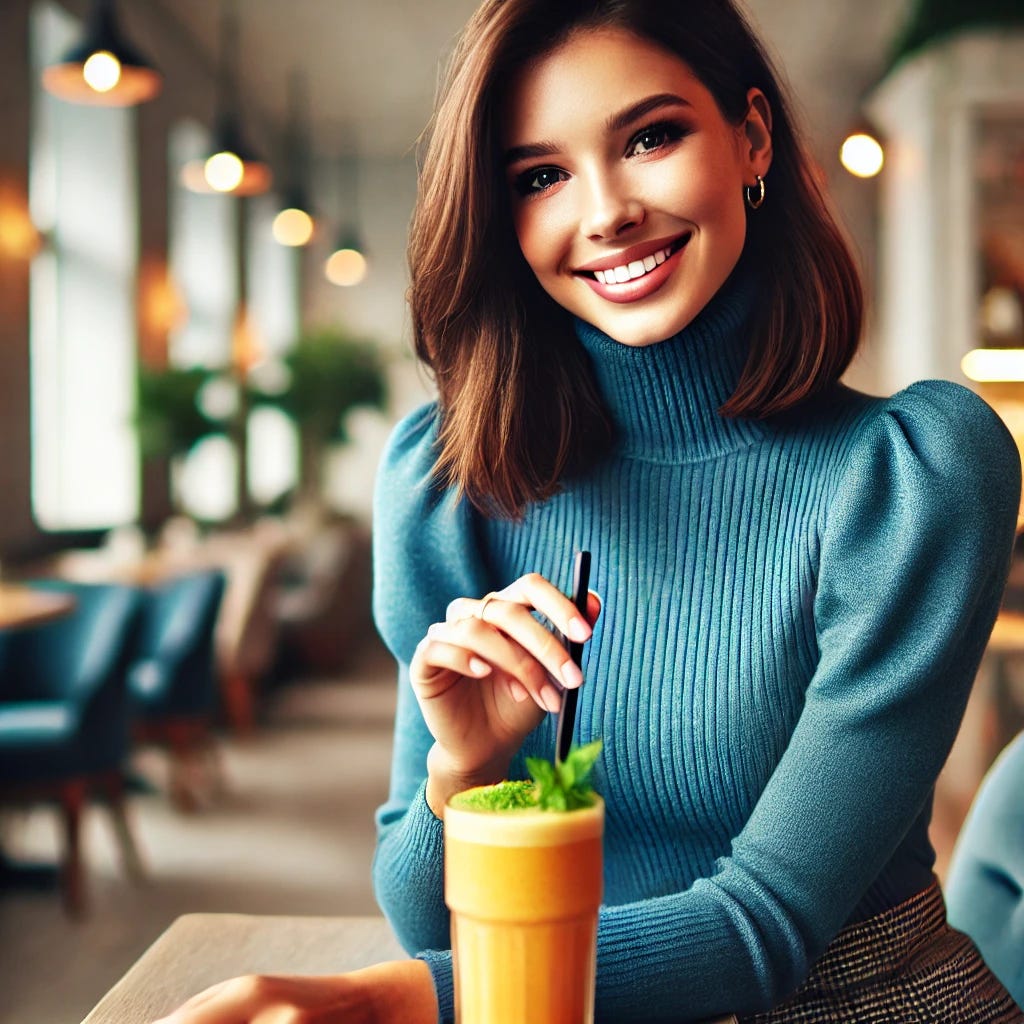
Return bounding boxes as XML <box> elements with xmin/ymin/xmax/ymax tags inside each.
<box><xmin>502</xmin><ymin>32</ymin><xmax>770</xmax><ymax>346</ymax></box>
<box><xmin>154</xmin><ymin>2</ymin><xmax>1024</xmax><ymax>1023</ymax></box>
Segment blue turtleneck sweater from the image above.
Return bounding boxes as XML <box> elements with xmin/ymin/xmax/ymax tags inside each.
<box><xmin>371</xmin><ymin>279</ymin><xmax>1021</xmax><ymax>1022</ymax></box>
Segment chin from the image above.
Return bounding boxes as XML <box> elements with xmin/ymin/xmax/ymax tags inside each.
<box><xmin>587</xmin><ymin>309</ymin><xmax>700</xmax><ymax>348</ymax></box>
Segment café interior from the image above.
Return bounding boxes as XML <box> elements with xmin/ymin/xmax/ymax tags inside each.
<box><xmin>1</xmin><ymin>0</ymin><xmax>1023</xmax><ymax>1021</ymax></box>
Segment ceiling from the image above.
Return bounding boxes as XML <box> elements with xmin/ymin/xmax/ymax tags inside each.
<box><xmin>154</xmin><ymin>0</ymin><xmax>913</xmax><ymax>166</ymax></box>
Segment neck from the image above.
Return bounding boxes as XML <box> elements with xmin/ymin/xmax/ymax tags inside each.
<box><xmin>573</xmin><ymin>273</ymin><xmax>765</xmax><ymax>463</ymax></box>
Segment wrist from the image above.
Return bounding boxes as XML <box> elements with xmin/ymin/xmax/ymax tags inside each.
<box><xmin>425</xmin><ymin>744</ymin><xmax>508</xmax><ymax>817</ymax></box>
<box><xmin>350</xmin><ymin>959</ymin><xmax>437</xmax><ymax>1024</ymax></box>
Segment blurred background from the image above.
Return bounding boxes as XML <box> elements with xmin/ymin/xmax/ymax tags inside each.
<box><xmin>0</xmin><ymin>1</ymin><xmax>1022</xmax><ymax>1021</ymax></box>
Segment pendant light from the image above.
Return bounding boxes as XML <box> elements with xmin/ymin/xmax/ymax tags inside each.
<box><xmin>42</xmin><ymin>0</ymin><xmax>162</xmax><ymax>107</ymax></box>
<box><xmin>324</xmin><ymin>150</ymin><xmax>367</xmax><ymax>287</ymax></box>
<box><xmin>272</xmin><ymin>72</ymin><xmax>316</xmax><ymax>247</ymax></box>
<box><xmin>182</xmin><ymin>1</ymin><xmax>271</xmax><ymax>197</ymax></box>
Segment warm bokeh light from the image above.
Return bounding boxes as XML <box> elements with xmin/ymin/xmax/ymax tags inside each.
<box><xmin>961</xmin><ymin>348</ymin><xmax>1024</xmax><ymax>382</ymax></box>
<box><xmin>82</xmin><ymin>50</ymin><xmax>121</xmax><ymax>93</ymax></box>
<box><xmin>0</xmin><ymin>184</ymin><xmax>43</xmax><ymax>261</ymax></box>
<box><xmin>205</xmin><ymin>151</ymin><xmax>245</xmax><ymax>192</ymax></box>
<box><xmin>272</xmin><ymin>207</ymin><xmax>314</xmax><ymax>247</ymax></box>
<box><xmin>840</xmin><ymin>132</ymin><xmax>884</xmax><ymax>178</ymax></box>
<box><xmin>325</xmin><ymin>248</ymin><xmax>368</xmax><ymax>287</ymax></box>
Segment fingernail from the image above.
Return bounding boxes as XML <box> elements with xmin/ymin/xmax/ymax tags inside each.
<box><xmin>540</xmin><ymin>684</ymin><xmax>562</xmax><ymax>713</ymax></box>
<box><xmin>566</xmin><ymin>616</ymin><xmax>591</xmax><ymax>642</ymax></box>
<box><xmin>509</xmin><ymin>680</ymin><xmax>529</xmax><ymax>702</ymax></box>
<box><xmin>469</xmin><ymin>657</ymin><xmax>490</xmax><ymax>676</ymax></box>
<box><xmin>560</xmin><ymin>661</ymin><xmax>583</xmax><ymax>688</ymax></box>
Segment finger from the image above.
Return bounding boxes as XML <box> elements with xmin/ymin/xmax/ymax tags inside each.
<box><xmin>471</xmin><ymin>599</ymin><xmax>585</xmax><ymax>692</ymax></box>
<box><xmin>411</xmin><ymin>632</ymin><xmax>491</xmax><ymax>692</ymax></box>
<box><xmin>501</xmin><ymin>572</ymin><xmax>594</xmax><ymax>643</ymax></box>
<box><xmin>585</xmin><ymin>590</ymin><xmax>602</xmax><ymax>625</ymax></box>
<box><xmin>435</xmin><ymin>616</ymin><xmax>566</xmax><ymax>712</ymax></box>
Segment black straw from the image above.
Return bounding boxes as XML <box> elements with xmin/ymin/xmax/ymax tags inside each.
<box><xmin>555</xmin><ymin>550</ymin><xmax>591</xmax><ymax>764</ymax></box>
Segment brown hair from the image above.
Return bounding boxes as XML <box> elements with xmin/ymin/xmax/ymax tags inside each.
<box><xmin>408</xmin><ymin>0</ymin><xmax>863</xmax><ymax>519</ymax></box>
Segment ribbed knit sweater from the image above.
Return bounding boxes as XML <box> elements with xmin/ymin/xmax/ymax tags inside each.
<box><xmin>371</xmin><ymin>278</ymin><xmax>1021</xmax><ymax>1022</ymax></box>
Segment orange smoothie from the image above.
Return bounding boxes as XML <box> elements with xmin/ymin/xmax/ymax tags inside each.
<box><xmin>444</xmin><ymin>790</ymin><xmax>604</xmax><ymax>1024</ymax></box>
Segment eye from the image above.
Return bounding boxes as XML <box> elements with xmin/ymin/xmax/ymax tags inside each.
<box><xmin>627</xmin><ymin>121</ymin><xmax>687</xmax><ymax>157</ymax></box>
<box><xmin>513</xmin><ymin>166</ymin><xmax>568</xmax><ymax>197</ymax></box>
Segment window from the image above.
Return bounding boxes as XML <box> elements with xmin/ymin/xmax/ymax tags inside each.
<box><xmin>29</xmin><ymin>0</ymin><xmax>139</xmax><ymax>529</ymax></box>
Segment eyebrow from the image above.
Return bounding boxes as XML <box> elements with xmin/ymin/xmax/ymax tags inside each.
<box><xmin>503</xmin><ymin>93</ymin><xmax>692</xmax><ymax>167</ymax></box>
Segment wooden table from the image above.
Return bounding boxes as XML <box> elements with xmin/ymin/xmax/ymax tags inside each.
<box><xmin>0</xmin><ymin>582</ymin><xmax>76</xmax><ymax>630</ymax></box>
<box><xmin>81</xmin><ymin>914</ymin><xmax>406</xmax><ymax>1024</ymax></box>
<box><xmin>80</xmin><ymin>913</ymin><xmax>739</xmax><ymax>1023</ymax></box>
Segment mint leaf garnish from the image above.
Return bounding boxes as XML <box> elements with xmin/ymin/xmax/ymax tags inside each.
<box><xmin>527</xmin><ymin>739</ymin><xmax>603</xmax><ymax>811</ymax></box>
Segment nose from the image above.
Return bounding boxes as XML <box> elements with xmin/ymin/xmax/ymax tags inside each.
<box><xmin>578</xmin><ymin>169</ymin><xmax>644</xmax><ymax>240</ymax></box>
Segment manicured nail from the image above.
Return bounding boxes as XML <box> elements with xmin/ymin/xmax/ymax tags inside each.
<box><xmin>566</xmin><ymin>616</ymin><xmax>591</xmax><ymax>642</ymax></box>
<box><xmin>509</xmin><ymin>680</ymin><xmax>529</xmax><ymax>702</ymax></box>
<box><xmin>560</xmin><ymin>661</ymin><xmax>583</xmax><ymax>688</ymax></box>
<box><xmin>469</xmin><ymin>657</ymin><xmax>491</xmax><ymax>676</ymax></box>
<box><xmin>540</xmin><ymin>684</ymin><xmax>562</xmax><ymax>713</ymax></box>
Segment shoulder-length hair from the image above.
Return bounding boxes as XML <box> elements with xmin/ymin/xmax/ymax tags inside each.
<box><xmin>408</xmin><ymin>0</ymin><xmax>863</xmax><ymax>520</ymax></box>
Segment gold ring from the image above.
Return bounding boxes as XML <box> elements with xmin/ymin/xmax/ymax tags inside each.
<box><xmin>476</xmin><ymin>592</ymin><xmax>500</xmax><ymax>621</ymax></box>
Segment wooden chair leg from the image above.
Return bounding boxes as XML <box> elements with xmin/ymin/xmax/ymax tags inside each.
<box><xmin>222</xmin><ymin>670</ymin><xmax>255</xmax><ymax>735</ymax></box>
<box><xmin>101</xmin><ymin>773</ymin><xmax>146</xmax><ymax>882</ymax></box>
<box><xmin>167</xmin><ymin>720</ymin><xmax>215</xmax><ymax>813</ymax></box>
<box><xmin>59</xmin><ymin>780</ymin><xmax>87</xmax><ymax>917</ymax></box>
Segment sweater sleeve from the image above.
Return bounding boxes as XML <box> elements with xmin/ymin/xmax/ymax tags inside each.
<box><xmin>591</xmin><ymin>381</ymin><xmax>1020</xmax><ymax>1020</ymax></box>
<box><xmin>370</xmin><ymin>402</ymin><xmax>489</xmax><ymax>1021</ymax></box>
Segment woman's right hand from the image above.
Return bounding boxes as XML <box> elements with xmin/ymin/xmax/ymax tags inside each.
<box><xmin>409</xmin><ymin>573</ymin><xmax>600</xmax><ymax>813</ymax></box>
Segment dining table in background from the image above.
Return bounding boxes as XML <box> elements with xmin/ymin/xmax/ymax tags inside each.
<box><xmin>0</xmin><ymin>581</ymin><xmax>76</xmax><ymax>630</ymax></box>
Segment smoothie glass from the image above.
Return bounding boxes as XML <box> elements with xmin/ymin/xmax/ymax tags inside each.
<box><xmin>444</xmin><ymin>791</ymin><xmax>604</xmax><ymax>1024</ymax></box>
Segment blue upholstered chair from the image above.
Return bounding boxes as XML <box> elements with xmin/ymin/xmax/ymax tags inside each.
<box><xmin>0</xmin><ymin>581</ymin><xmax>144</xmax><ymax>915</ymax></box>
<box><xmin>946</xmin><ymin>730</ymin><xmax>1024</xmax><ymax>1006</ymax></box>
<box><xmin>128</xmin><ymin>569</ymin><xmax>226</xmax><ymax>810</ymax></box>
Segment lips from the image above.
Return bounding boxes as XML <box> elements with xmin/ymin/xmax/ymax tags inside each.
<box><xmin>575</xmin><ymin>233</ymin><xmax>690</xmax><ymax>304</ymax></box>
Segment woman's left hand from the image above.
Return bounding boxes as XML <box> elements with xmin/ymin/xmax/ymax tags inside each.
<box><xmin>150</xmin><ymin>960</ymin><xmax>437</xmax><ymax>1023</ymax></box>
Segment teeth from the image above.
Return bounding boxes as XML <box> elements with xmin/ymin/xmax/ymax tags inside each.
<box><xmin>591</xmin><ymin>244</ymin><xmax>674</xmax><ymax>286</ymax></box>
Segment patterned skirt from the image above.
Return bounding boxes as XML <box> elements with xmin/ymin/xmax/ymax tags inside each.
<box><xmin>740</xmin><ymin>878</ymin><xmax>1023</xmax><ymax>1023</ymax></box>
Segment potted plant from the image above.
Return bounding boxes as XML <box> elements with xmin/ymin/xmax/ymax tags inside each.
<box><xmin>249</xmin><ymin>326</ymin><xmax>388</xmax><ymax>511</ymax></box>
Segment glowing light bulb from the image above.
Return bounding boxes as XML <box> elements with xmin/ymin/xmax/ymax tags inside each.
<box><xmin>205</xmin><ymin>151</ymin><xmax>244</xmax><ymax>192</ymax></box>
<box><xmin>325</xmin><ymin>248</ymin><xmax>368</xmax><ymax>287</ymax></box>
<box><xmin>82</xmin><ymin>50</ymin><xmax>122</xmax><ymax>93</ymax></box>
<box><xmin>272</xmin><ymin>208</ymin><xmax>314</xmax><ymax>246</ymax></box>
<box><xmin>961</xmin><ymin>348</ymin><xmax>1024</xmax><ymax>382</ymax></box>
<box><xmin>840</xmin><ymin>133</ymin><xmax>884</xmax><ymax>178</ymax></box>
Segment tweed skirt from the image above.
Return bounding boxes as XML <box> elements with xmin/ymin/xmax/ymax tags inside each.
<box><xmin>740</xmin><ymin>878</ymin><xmax>1023</xmax><ymax>1023</ymax></box>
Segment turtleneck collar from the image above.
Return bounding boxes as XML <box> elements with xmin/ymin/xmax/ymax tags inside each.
<box><xmin>573</xmin><ymin>270</ymin><xmax>767</xmax><ymax>464</ymax></box>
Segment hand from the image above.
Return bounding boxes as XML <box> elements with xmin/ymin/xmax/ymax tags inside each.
<box><xmin>150</xmin><ymin>959</ymin><xmax>436</xmax><ymax>1024</ymax></box>
<box><xmin>410</xmin><ymin>573</ymin><xmax>600</xmax><ymax>810</ymax></box>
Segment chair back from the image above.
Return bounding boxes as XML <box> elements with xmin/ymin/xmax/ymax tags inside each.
<box><xmin>129</xmin><ymin>569</ymin><xmax>226</xmax><ymax>716</ymax></box>
<box><xmin>946</xmin><ymin>730</ymin><xmax>1024</xmax><ymax>1007</ymax></box>
<box><xmin>1</xmin><ymin>582</ymin><xmax>142</xmax><ymax>704</ymax></box>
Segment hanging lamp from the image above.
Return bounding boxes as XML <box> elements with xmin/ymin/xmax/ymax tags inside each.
<box><xmin>42</xmin><ymin>0</ymin><xmax>162</xmax><ymax>107</ymax></box>
<box><xmin>273</xmin><ymin>72</ymin><xmax>316</xmax><ymax>246</ymax></box>
<box><xmin>182</xmin><ymin>1</ymin><xmax>271</xmax><ymax>196</ymax></box>
<box><xmin>324</xmin><ymin>150</ymin><xmax>367</xmax><ymax>286</ymax></box>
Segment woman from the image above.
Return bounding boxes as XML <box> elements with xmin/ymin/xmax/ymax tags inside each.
<box><xmin>156</xmin><ymin>1</ymin><xmax>1023</xmax><ymax>1021</ymax></box>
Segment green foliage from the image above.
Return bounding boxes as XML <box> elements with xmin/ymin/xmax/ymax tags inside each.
<box><xmin>250</xmin><ymin>328</ymin><xmax>388</xmax><ymax>446</ymax></box>
<box><xmin>135</xmin><ymin>366</ymin><xmax>225</xmax><ymax>460</ymax></box>
<box><xmin>526</xmin><ymin>739</ymin><xmax>603</xmax><ymax>812</ymax></box>
<box><xmin>888</xmin><ymin>0</ymin><xmax>1024</xmax><ymax>68</ymax></box>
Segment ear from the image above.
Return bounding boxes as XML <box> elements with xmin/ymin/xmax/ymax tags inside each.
<box><xmin>741</xmin><ymin>87</ymin><xmax>773</xmax><ymax>179</ymax></box>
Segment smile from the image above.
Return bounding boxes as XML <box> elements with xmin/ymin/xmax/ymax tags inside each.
<box><xmin>575</xmin><ymin>234</ymin><xmax>691</xmax><ymax>304</ymax></box>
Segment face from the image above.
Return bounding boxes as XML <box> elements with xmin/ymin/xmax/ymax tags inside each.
<box><xmin>502</xmin><ymin>27</ymin><xmax>772</xmax><ymax>346</ymax></box>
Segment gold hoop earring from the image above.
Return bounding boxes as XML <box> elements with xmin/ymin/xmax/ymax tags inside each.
<box><xmin>745</xmin><ymin>175</ymin><xmax>765</xmax><ymax>210</ymax></box>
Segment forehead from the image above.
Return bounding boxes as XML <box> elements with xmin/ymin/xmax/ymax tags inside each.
<box><xmin>502</xmin><ymin>27</ymin><xmax>711</xmax><ymax>145</ymax></box>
